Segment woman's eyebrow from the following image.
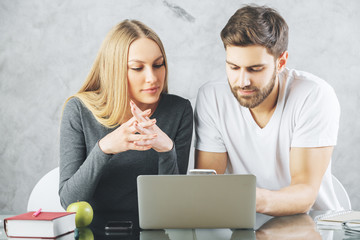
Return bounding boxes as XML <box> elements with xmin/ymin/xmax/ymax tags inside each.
<box><xmin>128</xmin><ymin>55</ymin><xmax>164</xmax><ymax>63</ymax></box>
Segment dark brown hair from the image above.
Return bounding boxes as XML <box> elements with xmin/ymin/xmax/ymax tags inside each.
<box><xmin>220</xmin><ymin>5</ymin><xmax>288</xmax><ymax>58</ymax></box>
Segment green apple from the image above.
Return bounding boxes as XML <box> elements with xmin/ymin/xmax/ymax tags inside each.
<box><xmin>67</xmin><ymin>201</ymin><xmax>93</xmax><ymax>228</ymax></box>
<box><xmin>76</xmin><ymin>227</ymin><xmax>94</xmax><ymax>240</ymax></box>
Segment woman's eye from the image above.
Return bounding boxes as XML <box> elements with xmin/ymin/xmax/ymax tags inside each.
<box><xmin>131</xmin><ymin>67</ymin><xmax>143</xmax><ymax>71</ymax></box>
<box><xmin>153</xmin><ymin>63</ymin><xmax>164</xmax><ymax>69</ymax></box>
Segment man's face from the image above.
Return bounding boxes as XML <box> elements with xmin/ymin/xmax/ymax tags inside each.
<box><xmin>226</xmin><ymin>45</ymin><xmax>277</xmax><ymax>109</ymax></box>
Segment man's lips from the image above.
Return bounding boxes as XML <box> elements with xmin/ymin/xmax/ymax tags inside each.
<box><xmin>237</xmin><ymin>89</ymin><xmax>256</xmax><ymax>96</ymax></box>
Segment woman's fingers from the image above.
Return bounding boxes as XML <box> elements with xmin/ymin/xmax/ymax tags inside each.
<box><xmin>127</xmin><ymin>134</ymin><xmax>156</xmax><ymax>151</ymax></box>
<box><xmin>127</xmin><ymin>133</ymin><xmax>157</xmax><ymax>142</ymax></box>
<box><xmin>127</xmin><ymin>118</ymin><xmax>154</xmax><ymax>133</ymax></box>
<box><xmin>134</xmin><ymin>122</ymin><xmax>153</xmax><ymax>135</ymax></box>
<box><xmin>124</xmin><ymin>116</ymin><xmax>137</xmax><ymax>127</ymax></box>
<box><xmin>130</xmin><ymin>100</ymin><xmax>149</xmax><ymax>122</ymax></box>
<box><xmin>138</xmin><ymin>118</ymin><xmax>156</xmax><ymax>128</ymax></box>
<box><xmin>128</xmin><ymin>120</ymin><xmax>154</xmax><ymax>134</ymax></box>
<box><xmin>128</xmin><ymin>142</ymin><xmax>152</xmax><ymax>151</ymax></box>
<box><xmin>141</xmin><ymin>109</ymin><xmax>151</xmax><ymax>117</ymax></box>
<box><xmin>134</xmin><ymin>139</ymin><xmax>154</xmax><ymax>146</ymax></box>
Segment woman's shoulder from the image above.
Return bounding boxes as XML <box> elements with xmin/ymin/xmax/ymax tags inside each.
<box><xmin>160</xmin><ymin>93</ymin><xmax>191</xmax><ymax>108</ymax></box>
<box><xmin>64</xmin><ymin>97</ymin><xmax>85</xmax><ymax>112</ymax></box>
<box><xmin>159</xmin><ymin>93</ymin><xmax>192</xmax><ymax>112</ymax></box>
<box><xmin>156</xmin><ymin>94</ymin><xmax>193</xmax><ymax>123</ymax></box>
<box><xmin>62</xmin><ymin>97</ymin><xmax>93</xmax><ymax>119</ymax></box>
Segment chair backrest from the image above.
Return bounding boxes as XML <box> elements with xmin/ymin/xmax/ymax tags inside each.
<box><xmin>27</xmin><ymin>167</ymin><xmax>65</xmax><ymax>212</ymax></box>
<box><xmin>332</xmin><ymin>175</ymin><xmax>351</xmax><ymax>210</ymax></box>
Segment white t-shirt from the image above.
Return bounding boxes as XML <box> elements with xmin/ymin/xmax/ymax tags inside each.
<box><xmin>194</xmin><ymin>68</ymin><xmax>342</xmax><ymax>210</ymax></box>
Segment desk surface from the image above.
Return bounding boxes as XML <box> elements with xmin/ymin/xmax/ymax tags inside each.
<box><xmin>0</xmin><ymin>211</ymin><xmax>351</xmax><ymax>239</ymax></box>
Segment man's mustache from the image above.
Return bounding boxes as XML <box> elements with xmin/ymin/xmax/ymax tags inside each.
<box><xmin>232</xmin><ymin>86</ymin><xmax>259</xmax><ymax>92</ymax></box>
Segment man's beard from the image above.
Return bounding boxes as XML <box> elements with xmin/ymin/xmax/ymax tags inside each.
<box><xmin>230</xmin><ymin>69</ymin><xmax>277</xmax><ymax>109</ymax></box>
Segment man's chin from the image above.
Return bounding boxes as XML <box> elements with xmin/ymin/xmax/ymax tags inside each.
<box><xmin>237</xmin><ymin>98</ymin><xmax>252</xmax><ymax>108</ymax></box>
<box><xmin>230</xmin><ymin>88</ymin><xmax>261</xmax><ymax>108</ymax></box>
<box><xmin>238</xmin><ymin>102</ymin><xmax>254</xmax><ymax>108</ymax></box>
<box><xmin>236</xmin><ymin>96</ymin><xmax>262</xmax><ymax>109</ymax></box>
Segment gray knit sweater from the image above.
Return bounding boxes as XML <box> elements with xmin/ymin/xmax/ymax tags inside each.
<box><xmin>59</xmin><ymin>94</ymin><xmax>193</xmax><ymax>214</ymax></box>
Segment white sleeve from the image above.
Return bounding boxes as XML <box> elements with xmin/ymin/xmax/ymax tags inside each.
<box><xmin>194</xmin><ymin>84</ymin><xmax>227</xmax><ymax>152</ymax></box>
<box><xmin>291</xmin><ymin>84</ymin><xmax>340</xmax><ymax>147</ymax></box>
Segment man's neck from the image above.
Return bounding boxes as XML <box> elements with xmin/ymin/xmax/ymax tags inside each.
<box><xmin>249</xmin><ymin>79</ymin><xmax>279</xmax><ymax>128</ymax></box>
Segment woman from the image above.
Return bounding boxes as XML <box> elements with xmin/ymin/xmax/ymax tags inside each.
<box><xmin>59</xmin><ymin>20</ymin><xmax>193</xmax><ymax>216</ymax></box>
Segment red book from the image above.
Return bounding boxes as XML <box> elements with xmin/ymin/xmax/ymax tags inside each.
<box><xmin>4</xmin><ymin>211</ymin><xmax>76</xmax><ymax>239</ymax></box>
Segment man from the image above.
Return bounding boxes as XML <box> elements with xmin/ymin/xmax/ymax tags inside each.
<box><xmin>194</xmin><ymin>5</ymin><xmax>343</xmax><ymax>216</ymax></box>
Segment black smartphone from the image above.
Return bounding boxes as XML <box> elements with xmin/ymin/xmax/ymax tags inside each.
<box><xmin>105</xmin><ymin>221</ymin><xmax>133</xmax><ymax>234</ymax></box>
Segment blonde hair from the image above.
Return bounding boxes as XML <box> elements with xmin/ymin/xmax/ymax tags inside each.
<box><xmin>66</xmin><ymin>20</ymin><xmax>168</xmax><ymax>128</ymax></box>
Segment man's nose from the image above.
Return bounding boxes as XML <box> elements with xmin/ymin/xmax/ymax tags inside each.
<box><xmin>236</xmin><ymin>70</ymin><xmax>251</xmax><ymax>88</ymax></box>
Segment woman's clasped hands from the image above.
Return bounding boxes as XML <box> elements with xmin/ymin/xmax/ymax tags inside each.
<box><xmin>99</xmin><ymin>101</ymin><xmax>173</xmax><ymax>155</ymax></box>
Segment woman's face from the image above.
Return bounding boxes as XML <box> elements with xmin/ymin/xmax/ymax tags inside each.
<box><xmin>127</xmin><ymin>37</ymin><xmax>166</xmax><ymax>110</ymax></box>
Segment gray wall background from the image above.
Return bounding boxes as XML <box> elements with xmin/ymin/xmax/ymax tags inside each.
<box><xmin>1</xmin><ymin>0</ymin><xmax>359</xmax><ymax>213</ymax></box>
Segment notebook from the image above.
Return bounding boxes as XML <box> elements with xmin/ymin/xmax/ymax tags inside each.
<box><xmin>315</xmin><ymin>210</ymin><xmax>360</xmax><ymax>226</ymax></box>
<box><xmin>137</xmin><ymin>174</ymin><xmax>256</xmax><ymax>229</ymax></box>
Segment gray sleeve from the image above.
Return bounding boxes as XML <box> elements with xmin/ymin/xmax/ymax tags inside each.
<box><xmin>158</xmin><ymin>100</ymin><xmax>193</xmax><ymax>174</ymax></box>
<box><xmin>58</xmin><ymin>99</ymin><xmax>111</xmax><ymax>208</ymax></box>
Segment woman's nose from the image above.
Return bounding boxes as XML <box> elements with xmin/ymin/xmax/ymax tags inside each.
<box><xmin>145</xmin><ymin>68</ymin><xmax>157</xmax><ymax>83</ymax></box>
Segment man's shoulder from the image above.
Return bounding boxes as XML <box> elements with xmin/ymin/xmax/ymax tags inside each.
<box><xmin>197</xmin><ymin>80</ymin><xmax>231</xmax><ymax>100</ymax></box>
<box><xmin>283</xmin><ymin>68</ymin><xmax>336</xmax><ymax>99</ymax></box>
<box><xmin>199</xmin><ymin>80</ymin><xmax>229</xmax><ymax>91</ymax></box>
<box><xmin>284</xmin><ymin>68</ymin><xmax>334</xmax><ymax>90</ymax></box>
<box><xmin>280</xmin><ymin>68</ymin><xmax>339</xmax><ymax>116</ymax></box>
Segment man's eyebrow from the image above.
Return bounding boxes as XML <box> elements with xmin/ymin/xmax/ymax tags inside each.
<box><xmin>225</xmin><ymin>60</ymin><xmax>265</xmax><ymax>68</ymax></box>
<box><xmin>226</xmin><ymin>60</ymin><xmax>237</xmax><ymax>66</ymax></box>
<box><xmin>246</xmin><ymin>64</ymin><xmax>265</xmax><ymax>68</ymax></box>
<box><xmin>128</xmin><ymin>55</ymin><xmax>164</xmax><ymax>63</ymax></box>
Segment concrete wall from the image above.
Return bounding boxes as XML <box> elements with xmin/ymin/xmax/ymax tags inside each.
<box><xmin>1</xmin><ymin>0</ymin><xmax>359</xmax><ymax>212</ymax></box>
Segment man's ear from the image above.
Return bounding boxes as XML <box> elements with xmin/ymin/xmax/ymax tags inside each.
<box><xmin>277</xmin><ymin>51</ymin><xmax>288</xmax><ymax>73</ymax></box>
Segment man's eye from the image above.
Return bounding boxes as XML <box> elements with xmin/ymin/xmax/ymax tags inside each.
<box><xmin>250</xmin><ymin>67</ymin><xmax>263</xmax><ymax>72</ymax></box>
<box><xmin>230</xmin><ymin>66</ymin><xmax>240</xmax><ymax>70</ymax></box>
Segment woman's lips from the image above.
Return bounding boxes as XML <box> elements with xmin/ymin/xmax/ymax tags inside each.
<box><xmin>142</xmin><ymin>87</ymin><xmax>159</xmax><ymax>94</ymax></box>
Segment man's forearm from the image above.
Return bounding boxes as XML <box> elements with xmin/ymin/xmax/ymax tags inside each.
<box><xmin>256</xmin><ymin>184</ymin><xmax>318</xmax><ymax>216</ymax></box>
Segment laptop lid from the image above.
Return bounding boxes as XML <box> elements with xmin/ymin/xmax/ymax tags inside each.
<box><xmin>137</xmin><ymin>174</ymin><xmax>256</xmax><ymax>229</ymax></box>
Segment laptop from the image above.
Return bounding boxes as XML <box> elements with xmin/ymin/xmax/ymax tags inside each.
<box><xmin>137</xmin><ymin>174</ymin><xmax>256</xmax><ymax>229</ymax></box>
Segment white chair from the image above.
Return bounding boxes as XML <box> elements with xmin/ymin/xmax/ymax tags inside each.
<box><xmin>27</xmin><ymin>167</ymin><xmax>65</xmax><ymax>212</ymax></box>
<box><xmin>332</xmin><ymin>175</ymin><xmax>351</xmax><ymax>210</ymax></box>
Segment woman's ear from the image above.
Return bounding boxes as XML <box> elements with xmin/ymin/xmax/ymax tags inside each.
<box><xmin>277</xmin><ymin>51</ymin><xmax>288</xmax><ymax>73</ymax></box>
